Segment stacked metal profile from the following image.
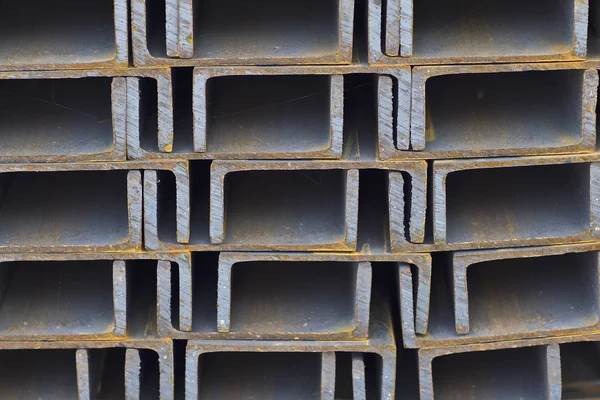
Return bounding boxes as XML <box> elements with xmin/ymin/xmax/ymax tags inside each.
<box><xmin>1</xmin><ymin>0</ymin><xmax>600</xmax><ymax>399</ymax></box>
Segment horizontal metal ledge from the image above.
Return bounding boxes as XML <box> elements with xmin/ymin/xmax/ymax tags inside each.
<box><xmin>369</xmin><ymin>0</ymin><xmax>588</xmax><ymax>65</ymax></box>
<box><xmin>0</xmin><ymin>0</ymin><xmax>128</xmax><ymax>70</ymax></box>
<box><xmin>132</xmin><ymin>0</ymin><xmax>354</xmax><ymax>66</ymax></box>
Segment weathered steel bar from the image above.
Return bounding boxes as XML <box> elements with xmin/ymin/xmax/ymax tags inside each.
<box><xmin>369</xmin><ymin>0</ymin><xmax>588</xmax><ymax>64</ymax></box>
<box><xmin>0</xmin><ymin>339</ymin><xmax>173</xmax><ymax>399</ymax></box>
<box><xmin>404</xmin><ymin>63</ymin><xmax>598</xmax><ymax>159</ymax></box>
<box><xmin>127</xmin><ymin>65</ymin><xmax>411</xmax><ymax>161</ymax></box>
<box><xmin>399</xmin><ymin>243</ymin><xmax>600</xmax><ymax>348</ymax></box>
<box><xmin>418</xmin><ymin>341</ymin><xmax>562</xmax><ymax>400</ymax></box>
<box><xmin>144</xmin><ymin>159</ymin><xmax>425</xmax><ymax>252</ymax></box>
<box><xmin>0</xmin><ymin>161</ymin><xmax>185</xmax><ymax>253</ymax></box>
<box><xmin>431</xmin><ymin>155</ymin><xmax>600</xmax><ymax>251</ymax></box>
<box><xmin>185</xmin><ymin>299</ymin><xmax>396</xmax><ymax>400</ymax></box>
<box><xmin>0</xmin><ymin>0</ymin><xmax>128</xmax><ymax>70</ymax></box>
<box><xmin>0</xmin><ymin>71</ymin><xmax>129</xmax><ymax>163</ymax></box>
<box><xmin>131</xmin><ymin>0</ymin><xmax>354</xmax><ymax>66</ymax></box>
<box><xmin>158</xmin><ymin>251</ymin><xmax>430</xmax><ymax>342</ymax></box>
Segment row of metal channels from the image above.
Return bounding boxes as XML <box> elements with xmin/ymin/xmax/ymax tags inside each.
<box><xmin>1</xmin><ymin>0</ymin><xmax>600</xmax><ymax>399</ymax></box>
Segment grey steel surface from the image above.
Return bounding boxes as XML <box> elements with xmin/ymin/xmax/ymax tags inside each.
<box><xmin>369</xmin><ymin>0</ymin><xmax>589</xmax><ymax>64</ymax></box>
<box><xmin>132</xmin><ymin>0</ymin><xmax>355</xmax><ymax>66</ymax></box>
<box><xmin>0</xmin><ymin>0</ymin><xmax>128</xmax><ymax>70</ymax></box>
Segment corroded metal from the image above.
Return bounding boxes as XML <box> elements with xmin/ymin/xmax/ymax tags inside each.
<box><xmin>0</xmin><ymin>68</ymin><xmax>170</xmax><ymax>163</ymax></box>
<box><xmin>185</xmin><ymin>297</ymin><xmax>396</xmax><ymax>400</ymax></box>
<box><xmin>369</xmin><ymin>0</ymin><xmax>589</xmax><ymax>65</ymax></box>
<box><xmin>404</xmin><ymin>63</ymin><xmax>598</xmax><ymax>159</ymax></box>
<box><xmin>158</xmin><ymin>251</ymin><xmax>429</xmax><ymax>341</ymax></box>
<box><xmin>0</xmin><ymin>339</ymin><xmax>173</xmax><ymax>399</ymax></box>
<box><xmin>131</xmin><ymin>0</ymin><xmax>355</xmax><ymax>66</ymax></box>
<box><xmin>0</xmin><ymin>161</ymin><xmax>184</xmax><ymax>253</ymax></box>
<box><xmin>143</xmin><ymin>160</ymin><xmax>426</xmax><ymax>252</ymax></box>
<box><xmin>431</xmin><ymin>154</ymin><xmax>600</xmax><ymax>251</ymax></box>
<box><xmin>399</xmin><ymin>243</ymin><xmax>600</xmax><ymax>349</ymax></box>
<box><xmin>0</xmin><ymin>0</ymin><xmax>129</xmax><ymax>71</ymax></box>
<box><xmin>127</xmin><ymin>65</ymin><xmax>411</xmax><ymax>161</ymax></box>
<box><xmin>0</xmin><ymin>251</ymin><xmax>183</xmax><ymax>341</ymax></box>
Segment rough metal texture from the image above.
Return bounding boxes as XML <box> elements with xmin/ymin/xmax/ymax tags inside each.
<box><xmin>416</xmin><ymin>333</ymin><xmax>600</xmax><ymax>399</ymax></box>
<box><xmin>126</xmin><ymin>65</ymin><xmax>412</xmax><ymax>161</ymax></box>
<box><xmin>0</xmin><ymin>339</ymin><xmax>173</xmax><ymax>399</ymax></box>
<box><xmin>185</xmin><ymin>297</ymin><xmax>396</xmax><ymax>400</ymax></box>
<box><xmin>132</xmin><ymin>0</ymin><xmax>355</xmax><ymax>66</ymax></box>
<box><xmin>0</xmin><ymin>0</ymin><xmax>128</xmax><ymax>70</ymax></box>
<box><xmin>369</xmin><ymin>0</ymin><xmax>589</xmax><ymax>65</ymax></box>
<box><xmin>157</xmin><ymin>251</ymin><xmax>430</xmax><ymax>342</ymax></box>
<box><xmin>0</xmin><ymin>69</ymin><xmax>171</xmax><ymax>163</ymax></box>
<box><xmin>399</xmin><ymin>243</ymin><xmax>600</xmax><ymax>349</ymax></box>
<box><xmin>405</xmin><ymin>63</ymin><xmax>599</xmax><ymax>159</ymax></box>
<box><xmin>0</xmin><ymin>251</ymin><xmax>175</xmax><ymax>342</ymax></box>
<box><xmin>0</xmin><ymin>161</ymin><xmax>184</xmax><ymax>253</ymax></box>
<box><xmin>430</xmin><ymin>154</ymin><xmax>600</xmax><ymax>251</ymax></box>
<box><xmin>143</xmin><ymin>159</ymin><xmax>426</xmax><ymax>252</ymax></box>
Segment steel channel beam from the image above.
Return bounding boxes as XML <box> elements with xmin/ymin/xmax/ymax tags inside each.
<box><xmin>143</xmin><ymin>160</ymin><xmax>426</xmax><ymax>252</ymax></box>
<box><xmin>131</xmin><ymin>0</ymin><xmax>354</xmax><ymax>66</ymax></box>
<box><xmin>399</xmin><ymin>243</ymin><xmax>600</xmax><ymax>348</ymax></box>
<box><xmin>0</xmin><ymin>69</ymin><xmax>169</xmax><ymax>163</ymax></box>
<box><xmin>0</xmin><ymin>160</ymin><xmax>185</xmax><ymax>253</ymax></box>
<box><xmin>427</xmin><ymin>154</ymin><xmax>600</xmax><ymax>251</ymax></box>
<box><xmin>0</xmin><ymin>339</ymin><xmax>173</xmax><ymax>399</ymax></box>
<box><xmin>418</xmin><ymin>339</ymin><xmax>562</xmax><ymax>400</ymax></box>
<box><xmin>369</xmin><ymin>0</ymin><xmax>588</xmax><ymax>65</ymax></box>
<box><xmin>157</xmin><ymin>251</ymin><xmax>430</xmax><ymax>341</ymax></box>
<box><xmin>185</xmin><ymin>298</ymin><xmax>396</xmax><ymax>400</ymax></box>
<box><xmin>401</xmin><ymin>63</ymin><xmax>598</xmax><ymax>159</ymax></box>
<box><xmin>0</xmin><ymin>0</ymin><xmax>128</xmax><ymax>71</ymax></box>
<box><xmin>126</xmin><ymin>65</ymin><xmax>411</xmax><ymax>161</ymax></box>
<box><xmin>417</xmin><ymin>333</ymin><xmax>600</xmax><ymax>399</ymax></box>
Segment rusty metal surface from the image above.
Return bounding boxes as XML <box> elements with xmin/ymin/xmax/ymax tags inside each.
<box><xmin>415</xmin><ymin>333</ymin><xmax>600</xmax><ymax>399</ymax></box>
<box><xmin>0</xmin><ymin>161</ymin><xmax>184</xmax><ymax>253</ymax></box>
<box><xmin>131</xmin><ymin>0</ymin><xmax>355</xmax><ymax>67</ymax></box>
<box><xmin>185</xmin><ymin>294</ymin><xmax>396</xmax><ymax>400</ymax></box>
<box><xmin>399</xmin><ymin>242</ymin><xmax>600</xmax><ymax>349</ymax></box>
<box><xmin>126</xmin><ymin>65</ymin><xmax>411</xmax><ymax>161</ymax></box>
<box><xmin>158</xmin><ymin>251</ymin><xmax>430</xmax><ymax>341</ymax></box>
<box><xmin>404</xmin><ymin>63</ymin><xmax>598</xmax><ymax>159</ymax></box>
<box><xmin>143</xmin><ymin>159</ymin><xmax>426</xmax><ymax>252</ymax></box>
<box><xmin>0</xmin><ymin>339</ymin><xmax>173</xmax><ymax>399</ymax></box>
<box><xmin>369</xmin><ymin>0</ymin><xmax>589</xmax><ymax>65</ymax></box>
<box><xmin>0</xmin><ymin>0</ymin><xmax>128</xmax><ymax>71</ymax></box>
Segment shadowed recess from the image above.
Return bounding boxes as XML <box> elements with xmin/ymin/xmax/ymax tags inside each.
<box><xmin>432</xmin><ymin>347</ymin><xmax>549</xmax><ymax>399</ymax></box>
<box><xmin>424</xmin><ymin>70</ymin><xmax>584</xmax><ymax>153</ymax></box>
<box><xmin>413</xmin><ymin>0</ymin><xmax>575</xmax><ymax>58</ymax></box>
<box><xmin>0</xmin><ymin>349</ymin><xmax>78</xmax><ymax>399</ymax></box>
<box><xmin>205</xmin><ymin>75</ymin><xmax>332</xmax><ymax>155</ymax></box>
<box><xmin>228</xmin><ymin>261</ymin><xmax>357</xmax><ymax>334</ymax></box>
<box><xmin>196</xmin><ymin>352</ymin><xmax>322</xmax><ymax>399</ymax></box>
<box><xmin>222</xmin><ymin>169</ymin><xmax>348</xmax><ymax>246</ymax></box>
<box><xmin>0</xmin><ymin>170</ymin><xmax>130</xmax><ymax>248</ymax></box>
<box><xmin>0</xmin><ymin>78</ymin><xmax>114</xmax><ymax>158</ymax></box>
<box><xmin>192</xmin><ymin>0</ymin><xmax>340</xmax><ymax>60</ymax></box>
<box><xmin>0</xmin><ymin>260</ymin><xmax>114</xmax><ymax>337</ymax></box>
<box><xmin>0</xmin><ymin>0</ymin><xmax>116</xmax><ymax>66</ymax></box>
<box><xmin>445</xmin><ymin>163</ymin><xmax>591</xmax><ymax>244</ymax></box>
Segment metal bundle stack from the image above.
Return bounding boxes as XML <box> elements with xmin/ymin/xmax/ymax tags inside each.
<box><xmin>0</xmin><ymin>0</ymin><xmax>598</xmax><ymax>398</ymax></box>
